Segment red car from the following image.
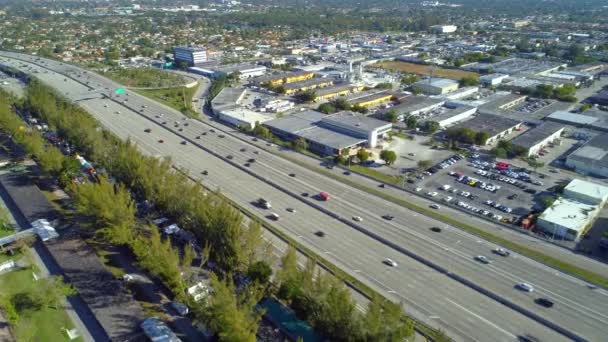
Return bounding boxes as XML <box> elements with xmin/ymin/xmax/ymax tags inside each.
<box><xmin>319</xmin><ymin>192</ymin><xmax>330</xmax><ymax>201</ymax></box>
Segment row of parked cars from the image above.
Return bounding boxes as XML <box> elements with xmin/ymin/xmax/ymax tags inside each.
<box><xmin>485</xmin><ymin>200</ymin><xmax>513</xmax><ymax>214</ymax></box>
<box><xmin>449</xmin><ymin>172</ymin><xmax>502</xmax><ymax>193</ymax></box>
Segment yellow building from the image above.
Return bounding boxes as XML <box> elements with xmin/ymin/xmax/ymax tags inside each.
<box><xmin>348</xmin><ymin>92</ymin><xmax>394</xmax><ymax>108</ymax></box>
<box><xmin>257</xmin><ymin>71</ymin><xmax>315</xmax><ymax>87</ymax></box>
<box><xmin>315</xmin><ymin>84</ymin><xmax>364</xmax><ymax>102</ymax></box>
<box><xmin>283</xmin><ymin>78</ymin><xmax>334</xmax><ymax>95</ymax></box>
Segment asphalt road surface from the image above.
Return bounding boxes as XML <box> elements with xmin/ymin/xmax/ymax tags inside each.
<box><xmin>2</xmin><ymin>51</ymin><xmax>606</xmax><ymax>342</ymax></box>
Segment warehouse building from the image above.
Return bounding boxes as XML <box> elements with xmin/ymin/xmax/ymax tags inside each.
<box><xmin>537</xmin><ymin>179</ymin><xmax>608</xmax><ymax>240</ymax></box>
<box><xmin>546</xmin><ymin>110</ymin><xmax>608</xmax><ymax>132</ymax></box>
<box><xmin>387</xmin><ymin>96</ymin><xmax>445</xmax><ymax>118</ymax></box>
<box><xmin>430</xmin><ymin>25</ymin><xmax>457</xmax><ymax>33</ymax></box>
<box><xmin>315</xmin><ymin>83</ymin><xmax>364</xmax><ymax>102</ymax></box>
<box><xmin>412</xmin><ymin>78</ymin><xmax>460</xmax><ymax>95</ymax></box>
<box><xmin>173</xmin><ymin>46</ymin><xmax>207</xmax><ymax>66</ymax></box>
<box><xmin>283</xmin><ymin>78</ymin><xmax>334</xmax><ymax>95</ymax></box>
<box><xmin>431</xmin><ymin>105</ymin><xmax>478</xmax><ymax>128</ymax></box>
<box><xmin>189</xmin><ymin>63</ymin><xmax>267</xmax><ymax>79</ymax></box>
<box><xmin>510</xmin><ymin>122</ymin><xmax>565</xmax><ymax>157</ymax></box>
<box><xmin>566</xmin><ymin>134</ymin><xmax>608</xmax><ymax>177</ymax></box>
<box><xmin>264</xmin><ymin>110</ymin><xmax>392</xmax><ymax>155</ymax></box>
<box><xmin>584</xmin><ymin>91</ymin><xmax>608</xmax><ymax>106</ymax></box>
<box><xmin>346</xmin><ymin>91</ymin><xmax>394</xmax><ymax>108</ymax></box>
<box><xmin>450</xmin><ymin>114</ymin><xmax>522</xmax><ymax>145</ymax></box>
<box><xmin>255</xmin><ymin>71</ymin><xmax>314</xmax><ymax>87</ymax></box>
<box><xmin>217</xmin><ymin>108</ymin><xmax>274</xmax><ymax>130</ymax></box>
<box><xmin>480</xmin><ymin>73</ymin><xmax>509</xmax><ymax>87</ymax></box>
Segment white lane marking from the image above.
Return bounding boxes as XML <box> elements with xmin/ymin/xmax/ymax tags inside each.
<box><xmin>446</xmin><ymin>298</ymin><xmax>517</xmax><ymax>339</ymax></box>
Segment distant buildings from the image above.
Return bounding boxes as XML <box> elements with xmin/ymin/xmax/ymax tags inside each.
<box><xmin>412</xmin><ymin>78</ymin><xmax>459</xmax><ymax>95</ymax></box>
<box><xmin>173</xmin><ymin>46</ymin><xmax>208</xmax><ymax>66</ymax></box>
<box><xmin>566</xmin><ymin>134</ymin><xmax>608</xmax><ymax>177</ymax></box>
<box><xmin>430</xmin><ymin>25</ymin><xmax>457</xmax><ymax>34</ymax></box>
<box><xmin>255</xmin><ymin>71</ymin><xmax>314</xmax><ymax>87</ymax></box>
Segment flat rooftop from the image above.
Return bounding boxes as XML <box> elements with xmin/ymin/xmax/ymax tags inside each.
<box><xmin>388</xmin><ymin>96</ymin><xmax>445</xmax><ymax>114</ymax></box>
<box><xmin>298</xmin><ymin>126</ymin><xmax>366</xmax><ymax>150</ymax></box>
<box><xmin>264</xmin><ymin>110</ymin><xmax>326</xmax><ymax>134</ymax></box>
<box><xmin>546</xmin><ymin>111</ymin><xmax>598</xmax><ymax>125</ymax></box>
<box><xmin>315</xmin><ymin>83</ymin><xmax>356</xmax><ymax>96</ymax></box>
<box><xmin>283</xmin><ymin>78</ymin><xmax>332</xmax><ymax>91</ymax></box>
<box><xmin>539</xmin><ymin>198</ymin><xmax>598</xmax><ymax>232</ymax></box>
<box><xmin>453</xmin><ymin>114</ymin><xmax>521</xmax><ymax>137</ymax></box>
<box><xmin>211</xmin><ymin>87</ymin><xmax>246</xmax><ymax>110</ymax></box>
<box><xmin>413</xmin><ymin>77</ymin><xmax>459</xmax><ymax>88</ymax></box>
<box><xmin>346</xmin><ymin>91</ymin><xmax>392</xmax><ymax>105</ymax></box>
<box><xmin>322</xmin><ymin>111</ymin><xmax>392</xmax><ymax>133</ymax></box>
<box><xmin>564</xmin><ymin>178</ymin><xmax>608</xmax><ymax>204</ymax></box>
<box><xmin>568</xmin><ymin>133</ymin><xmax>608</xmax><ymax>168</ymax></box>
<box><xmin>511</xmin><ymin>122</ymin><xmax>564</xmax><ymax>149</ymax></box>
<box><xmin>254</xmin><ymin>70</ymin><xmax>313</xmax><ymax>83</ymax></box>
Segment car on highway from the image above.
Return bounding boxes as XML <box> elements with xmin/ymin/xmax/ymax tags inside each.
<box><xmin>248</xmin><ymin>158</ymin><xmax>256</xmax><ymax>163</ymax></box>
<box><xmin>430</xmin><ymin>204</ymin><xmax>440</xmax><ymax>209</ymax></box>
<box><xmin>475</xmin><ymin>255</ymin><xmax>491</xmax><ymax>264</ymax></box>
<box><xmin>158</xmin><ymin>139</ymin><xmax>164</xmax><ymax>143</ymax></box>
<box><xmin>415</xmin><ymin>187</ymin><xmax>422</xmax><ymax>192</ymax></box>
<box><xmin>493</xmin><ymin>248</ymin><xmax>510</xmax><ymax>257</ymax></box>
<box><xmin>162</xmin><ymin>121</ymin><xmax>167</xmax><ymax>125</ymax></box>
<box><xmin>269</xmin><ymin>213</ymin><xmax>280</xmax><ymax>221</ymax></box>
<box><xmin>516</xmin><ymin>282</ymin><xmax>534</xmax><ymax>292</ymax></box>
<box><xmin>181</xmin><ymin>140</ymin><xmax>187</xmax><ymax>145</ymax></box>
<box><xmin>535</xmin><ymin>297</ymin><xmax>554</xmax><ymax>308</ymax></box>
<box><xmin>144</xmin><ymin>128</ymin><xmax>151</xmax><ymax>133</ymax></box>
<box><xmin>430</xmin><ymin>227</ymin><xmax>442</xmax><ymax>233</ymax></box>
<box><xmin>427</xmin><ymin>191</ymin><xmax>438</xmax><ymax>197</ymax></box>
<box><xmin>382</xmin><ymin>214</ymin><xmax>394</xmax><ymax>221</ymax></box>
<box><xmin>343</xmin><ymin>171</ymin><xmax>351</xmax><ymax>175</ymax></box>
<box><xmin>240</xmin><ymin>148</ymin><xmax>246</xmax><ymax>152</ymax></box>
<box><xmin>226</xmin><ymin>155</ymin><xmax>234</xmax><ymax>160</ymax></box>
<box><xmin>201</xmin><ymin>170</ymin><xmax>208</xmax><ymax>175</ymax></box>
<box><xmin>218</xmin><ymin>134</ymin><xmax>225</xmax><ymax>138</ymax></box>
<box><xmin>315</xmin><ymin>231</ymin><xmax>325</xmax><ymax>237</ymax></box>
<box><xmin>383</xmin><ymin>258</ymin><xmax>398</xmax><ymax>267</ymax></box>
<box><xmin>289</xmin><ymin>173</ymin><xmax>296</xmax><ymax>177</ymax></box>
<box><xmin>210</xmin><ymin>129</ymin><xmax>215</xmax><ymax>133</ymax></box>
<box><xmin>352</xmin><ymin>216</ymin><xmax>363</xmax><ymax>222</ymax></box>
<box><xmin>244</xmin><ymin>163</ymin><xmax>251</xmax><ymax>167</ymax></box>
<box><xmin>301</xmin><ymin>192</ymin><xmax>309</xmax><ymax>197</ymax></box>
<box><xmin>196</xmin><ymin>135</ymin><xmax>201</xmax><ymax>139</ymax></box>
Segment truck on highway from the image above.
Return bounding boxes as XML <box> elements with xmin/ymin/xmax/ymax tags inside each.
<box><xmin>257</xmin><ymin>198</ymin><xmax>271</xmax><ymax>209</ymax></box>
<box><xmin>318</xmin><ymin>192</ymin><xmax>330</xmax><ymax>201</ymax></box>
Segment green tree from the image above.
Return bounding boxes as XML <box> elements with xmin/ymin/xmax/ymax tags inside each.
<box><xmin>417</xmin><ymin>159</ymin><xmax>432</xmax><ymax>170</ymax></box>
<box><xmin>420</xmin><ymin>120</ymin><xmax>440</xmax><ymax>134</ymax></box>
<box><xmin>318</xmin><ymin>102</ymin><xmax>336</xmax><ymax>114</ymax></box>
<box><xmin>293</xmin><ymin>137</ymin><xmax>308</xmax><ymax>152</ymax></box>
<box><xmin>247</xmin><ymin>261</ymin><xmax>272</xmax><ymax>285</ymax></box>
<box><xmin>494</xmin><ymin>148</ymin><xmax>508</xmax><ymax>158</ymax></box>
<box><xmin>351</xmin><ymin>104</ymin><xmax>369</xmax><ymax>114</ymax></box>
<box><xmin>363</xmin><ymin>297</ymin><xmax>414</xmax><ymax>341</ymax></box>
<box><xmin>293</xmin><ymin>90</ymin><xmax>316</xmax><ymax>103</ymax></box>
<box><xmin>356</xmin><ymin>149</ymin><xmax>370</xmax><ymax>162</ymax></box>
<box><xmin>475</xmin><ymin>131</ymin><xmax>490</xmax><ymax>145</ymax></box>
<box><xmin>204</xmin><ymin>274</ymin><xmax>265</xmax><ymax>342</ymax></box>
<box><xmin>36</xmin><ymin>276</ymin><xmax>77</xmax><ymax>310</ymax></box>
<box><xmin>374</xmin><ymin>82</ymin><xmax>393</xmax><ymax>89</ymax></box>
<box><xmin>580</xmin><ymin>103</ymin><xmax>592</xmax><ymax>112</ymax></box>
<box><xmin>460</xmin><ymin>76</ymin><xmax>480</xmax><ymax>87</ymax></box>
<box><xmin>401</xmin><ymin>74</ymin><xmax>420</xmax><ymax>86</ymax></box>
<box><xmin>380</xmin><ymin>150</ymin><xmax>397</xmax><ymax>165</ymax></box>
<box><xmin>385</xmin><ymin>109</ymin><xmax>398</xmax><ymax>123</ymax></box>
<box><xmin>331</xmin><ymin>98</ymin><xmax>351</xmax><ymax>111</ymax></box>
<box><xmin>38</xmin><ymin>146</ymin><xmax>65</xmax><ymax>176</ymax></box>
<box><xmin>253</xmin><ymin>124</ymin><xmax>271</xmax><ymax>139</ymax></box>
<box><xmin>405</xmin><ymin>114</ymin><xmax>418</xmax><ymax>129</ymax></box>
<box><xmin>528</xmin><ymin>160</ymin><xmax>545</xmax><ymax>173</ymax></box>
<box><xmin>538</xmin><ymin>195</ymin><xmax>556</xmax><ymax>210</ymax></box>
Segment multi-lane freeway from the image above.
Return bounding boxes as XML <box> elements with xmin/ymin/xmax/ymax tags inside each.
<box><xmin>2</xmin><ymin>51</ymin><xmax>607</xmax><ymax>342</ymax></box>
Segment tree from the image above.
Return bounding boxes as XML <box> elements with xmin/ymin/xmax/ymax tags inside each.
<box><xmin>528</xmin><ymin>160</ymin><xmax>545</xmax><ymax>173</ymax></box>
<box><xmin>380</xmin><ymin>150</ymin><xmax>397</xmax><ymax>165</ymax></box>
<box><xmin>374</xmin><ymin>82</ymin><xmax>393</xmax><ymax>90</ymax></box>
<box><xmin>497</xmin><ymin>140</ymin><xmax>512</xmax><ymax>152</ymax></box>
<box><xmin>385</xmin><ymin>109</ymin><xmax>398</xmax><ymax>123</ymax></box>
<box><xmin>475</xmin><ymin>131</ymin><xmax>489</xmax><ymax>145</ymax></box>
<box><xmin>253</xmin><ymin>124</ymin><xmax>271</xmax><ymax>139</ymax></box>
<box><xmin>460</xmin><ymin>76</ymin><xmax>480</xmax><ymax>87</ymax></box>
<box><xmin>494</xmin><ymin>148</ymin><xmax>508</xmax><ymax>158</ymax></box>
<box><xmin>417</xmin><ymin>160</ymin><xmax>432</xmax><ymax>170</ymax></box>
<box><xmin>363</xmin><ymin>297</ymin><xmax>414</xmax><ymax>341</ymax></box>
<box><xmin>36</xmin><ymin>276</ymin><xmax>77</xmax><ymax>310</ymax></box>
<box><xmin>317</xmin><ymin>102</ymin><xmax>336</xmax><ymax>114</ymax></box>
<box><xmin>293</xmin><ymin>90</ymin><xmax>316</xmax><ymax>103</ymax></box>
<box><xmin>401</xmin><ymin>74</ymin><xmax>420</xmax><ymax>86</ymax></box>
<box><xmin>351</xmin><ymin>104</ymin><xmax>369</xmax><ymax>114</ymax></box>
<box><xmin>405</xmin><ymin>114</ymin><xmax>418</xmax><ymax>129</ymax></box>
<box><xmin>293</xmin><ymin>137</ymin><xmax>308</xmax><ymax>152</ymax></box>
<box><xmin>38</xmin><ymin>146</ymin><xmax>65</xmax><ymax>176</ymax></box>
<box><xmin>204</xmin><ymin>274</ymin><xmax>264</xmax><ymax>342</ymax></box>
<box><xmin>356</xmin><ymin>149</ymin><xmax>370</xmax><ymax>162</ymax></box>
<box><xmin>247</xmin><ymin>261</ymin><xmax>272</xmax><ymax>285</ymax></box>
<box><xmin>331</xmin><ymin>98</ymin><xmax>351</xmax><ymax>111</ymax></box>
<box><xmin>538</xmin><ymin>195</ymin><xmax>556</xmax><ymax>210</ymax></box>
<box><xmin>420</xmin><ymin>120</ymin><xmax>440</xmax><ymax>134</ymax></box>
<box><xmin>580</xmin><ymin>103</ymin><xmax>592</xmax><ymax>112</ymax></box>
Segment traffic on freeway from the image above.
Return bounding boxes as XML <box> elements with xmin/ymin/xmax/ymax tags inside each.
<box><xmin>2</xmin><ymin>51</ymin><xmax>606</xmax><ymax>342</ymax></box>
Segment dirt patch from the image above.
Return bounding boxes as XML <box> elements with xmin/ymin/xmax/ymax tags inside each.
<box><xmin>372</xmin><ymin>61</ymin><xmax>480</xmax><ymax>80</ymax></box>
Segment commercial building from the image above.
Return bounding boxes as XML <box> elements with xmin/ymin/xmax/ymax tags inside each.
<box><xmin>283</xmin><ymin>78</ymin><xmax>334</xmax><ymax>95</ymax></box>
<box><xmin>188</xmin><ymin>63</ymin><xmax>267</xmax><ymax>79</ymax></box>
<box><xmin>510</xmin><ymin>122</ymin><xmax>565</xmax><ymax>157</ymax></box>
<box><xmin>537</xmin><ymin>179</ymin><xmax>608</xmax><ymax>240</ymax></box>
<box><xmin>264</xmin><ymin>110</ymin><xmax>392</xmax><ymax>155</ymax></box>
<box><xmin>480</xmin><ymin>73</ymin><xmax>509</xmax><ymax>87</ymax></box>
<box><xmin>537</xmin><ymin>198</ymin><xmax>599</xmax><ymax>241</ymax></box>
<box><xmin>451</xmin><ymin>114</ymin><xmax>522</xmax><ymax>145</ymax></box>
<box><xmin>431</xmin><ymin>105</ymin><xmax>478</xmax><ymax>128</ymax></box>
<box><xmin>347</xmin><ymin>91</ymin><xmax>394</xmax><ymax>108</ymax></box>
<box><xmin>430</xmin><ymin>25</ymin><xmax>457</xmax><ymax>33</ymax></box>
<box><xmin>584</xmin><ymin>91</ymin><xmax>608</xmax><ymax>106</ymax></box>
<box><xmin>217</xmin><ymin>108</ymin><xmax>274</xmax><ymax>130</ymax></box>
<box><xmin>412</xmin><ymin>78</ymin><xmax>459</xmax><ymax>95</ymax></box>
<box><xmin>566</xmin><ymin>134</ymin><xmax>608</xmax><ymax>177</ymax></box>
<box><xmin>546</xmin><ymin>110</ymin><xmax>608</xmax><ymax>132</ymax></box>
<box><xmin>315</xmin><ymin>83</ymin><xmax>364</xmax><ymax>102</ymax></box>
<box><xmin>564</xmin><ymin>179</ymin><xmax>608</xmax><ymax>206</ymax></box>
<box><xmin>255</xmin><ymin>71</ymin><xmax>315</xmax><ymax>87</ymax></box>
<box><xmin>388</xmin><ymin>96</ymin><xmax>445</xmax><ymax>117</ymax></box>
<box><xmin>477</xmin><ymin>93</ymin><xmax>527</xmax><ymax>115</ymax></box>
<box><xmin>173</xmin><ymin>46</ymin><xmax>207</xmax><ymax>66</ymax></box>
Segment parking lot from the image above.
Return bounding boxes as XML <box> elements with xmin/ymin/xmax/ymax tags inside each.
<box><xmin>374</xmin><ymin>135</ymin><xmax>453</xmax><ymax>175</ymax></box>
<box><xmin>408</xmin><ymin>154</ymin><xmax>549</xmax><ymax>224</ymax></box>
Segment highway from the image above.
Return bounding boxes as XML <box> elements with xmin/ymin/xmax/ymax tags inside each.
<box><xmin>2</xmin><ymin>51</ymin><xmax>606</xmax><ymax>342</ymax></box>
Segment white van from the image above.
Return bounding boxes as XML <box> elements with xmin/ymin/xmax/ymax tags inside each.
<box><xmin>270</xmin><ymin>213</ymin><xmax>280</xmax><ymax>221</ymax></box>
